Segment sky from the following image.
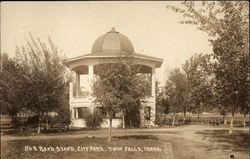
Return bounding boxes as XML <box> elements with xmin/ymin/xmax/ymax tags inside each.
<box><xmin>1</xmin><ymin>1</ymin><xmax>212</xmax><ymax>85</ymax></box>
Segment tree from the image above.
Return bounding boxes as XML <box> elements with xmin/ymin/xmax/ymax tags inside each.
<box><xmin>240</xmin><ymin>103</ymin><xmax>249</xmax><ymax>128</ymax></box>
<box><xmin>0</xmin><ymin>53</ymin><xmax>28</xmax><ymax>123</ymax></box>
<box><xmin>156</xmin><ymin>86</ymin><xmax>170</xmax><ymax>125</ymax></box>
<box><xmin>212</xmin><ymin>15</ymin><xmax>248</xmax><ymax>133</ymax></box>
<box><xmin>85</xmin><ymin>109</ymin><xmax>104</xmax><ymax>130</ymax></box>
<box><xmin>14</xmin><ymin>34</ymin><xmax>71</xmax><ymax>133</ymax></box>
<box><xmin>165</xmin><ymin>68</ymin><xmax>188</xmax><ymax>126</ymax></box>
<box><xmin>55</xmin><ymin>89</ymin><xmax>71</xmax><ymax>131</ymax></box>
<box><xmin>93</xmin><ymin>59</ymin><xmax>150</xmax><ymax>142</ymax></box>
<box><xmin>167</xmin><ymin>1</ymin><xmax>249</xmax><ymax>134</ymax></box>
<box><xmin>219</xmin><ymin>107</ymin><xmax>228</xmax><ymax>125</ymax></box>
<box><xmin>0</xmin><ymin>53</ymin><xmax>14</xmax><ymax>115</ymax></box>
<box><xmin>182</xmin><ymin>53</ymin><xmax>214</xmax><ymax>118</ymax></box>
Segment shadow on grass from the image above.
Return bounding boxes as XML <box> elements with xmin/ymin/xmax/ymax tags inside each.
<box><xmin>196</xmin><ymin>130</ymin><xmax>249</xmax><ymax>152</ymax></box>
<box><xmin>113</xmin><ymin>135</ymin><xmax>158</xmax><ymax>140</ymax></box>
<box><xmin>2</xmin><ymin>127</ymin><xmax>90</xmax><ymax>136</ymax></box>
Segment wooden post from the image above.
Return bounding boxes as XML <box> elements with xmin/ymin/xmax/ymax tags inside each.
<box><xmin>37</xmin><ymin>115</ymin><xmax>41</xmax><ymax>134</ymax></box>
<box><xmin>88</xmin><ymin>65</ymin><xmax>94</xmax><ymax>94</ymax></box>
<box><xmin>172</xmin><ymin>113</ymin><xmax>175</xmax><ymax>127</ymax></box>
<box><xmin>151</xmin><ymin>67</ymin><xmax>156</xmax><ymax>97</ymax></box>
<box><xmin>69</xmin><ymin>82</ymin><xmax>73</xmax><ymax>100</ymax></box>
<box><xmin>108</xmin><ymin>118</ymin><xmax>112</xmax><ymax>142</ymax></box>
<box><xmin>76</xmin><ymin>73</ymin><xmax>80</xmax><ymax>96</ymax></box>
<box><xmin>229</xmin><ymin>114</ymin><xmax>234</xmax><ymax>134</ymax></box>
<box><xmin>122</xmin><ymin>109</ymin><xmax>125</xmax><ymax>129</ymax></box>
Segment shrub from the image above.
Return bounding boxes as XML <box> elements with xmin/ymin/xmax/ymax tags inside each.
<box><xmin>11</xmin><ymin>116</ymin><xmax>22</xmax><ymax>127</ymax></box>
<box><xmin>56</xmin><ymin>107</ymin><xmax>71</xmax><ymax>130</ymax></box>
<box><xmin>85</xmin><ymin>109</ymin><xmax>103</xmax><ymax>129</ymax></box>
<box><xmin>26</xmin><ymin>115</ymin><xmax>39</xmax><ymax>125</ymax></box>
<box><xmin>125</xmin><ymin>103</ymin><xmax>141</xmax><ymax>128</ymax></box>
<box><xmin>155</xmin><ymin>117</ymin><xmax>162</xmax><ymax>126</ymax></box>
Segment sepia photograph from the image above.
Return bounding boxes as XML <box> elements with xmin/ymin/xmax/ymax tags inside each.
<box><xmin>0</xmin><ymin>1</ymin><xmax>249</xmax><ymax>159</ymax></box>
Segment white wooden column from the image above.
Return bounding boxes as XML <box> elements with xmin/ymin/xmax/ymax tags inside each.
<box><xmin>75</xmin><ymin>108</ymin><xmax>78</xmax><ymax>119</ymax></box>
<box><xmin>151</xmin><ymin>67</ymin><xmax>156</xmax><ymax>97</ymax></box>
<box><xmin>69</xmin><ymin>82</ymin><xmax>74</xmax><ymax>119</ymax></box>
<box><xmin>88</xmin><ymin>65</ymin><xmax>94</xmax><ymax>93</ymax></box>
<box><xmin>140</xmin><ymin>105</ymin><xmax>145</xmax><ymax>128</ymax></box>
<box><xmin>71</xmin><ymin>108</ymin><xmax>74</xmax><ymax>119</ymax></box>
<box><xmin>69</xmin><ymin>82</ymin><xmax>73</xmax><ymax>100</ymax></box>
<box><xmin>151</xmin><ymin>67</ymin><xmax>156</xmax><ymax>122</ymax></box>
<box><xmin>76</xmin><ymin>73</ymin><xmax>80</xmax><ymax>96</ymax></box>
<box><xmin>91</xmin><ymin>106</ymin><xmax>94</xmax><ymax>114</ymax></box>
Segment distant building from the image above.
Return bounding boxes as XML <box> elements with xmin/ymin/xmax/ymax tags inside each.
<box><xmin>63</xmin><ymin>28</ymin><xmax>163</xmax><ymax>128</ymax></box>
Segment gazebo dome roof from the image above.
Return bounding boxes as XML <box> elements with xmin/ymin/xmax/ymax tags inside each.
<box><xmin>63</xmin><ymin>28</ymin><xmax>163</xmax><ymax>68</ymax></box>
<box><xmin>91</xmin><ymin>27</ymin><xmax>134</xmax><ymax>54</ymax></box>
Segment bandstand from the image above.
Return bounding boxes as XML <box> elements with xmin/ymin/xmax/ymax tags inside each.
<box><xmin>63</xmin><ymin>28</ymin><xmax>163</xmax><ymax>128</ymax></box>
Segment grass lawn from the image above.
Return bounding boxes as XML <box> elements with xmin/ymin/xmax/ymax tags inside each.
<box><xmin>2</xmin><ymin>135</ymin><xmax>169</xmax><ymax>159</ymax></box>
<box><xmin>1</xmin><ymin>125</ymin><xmax>249</xmax><ymax>159</ymax></box>
<box><xmin>196</xmin><ymin>130</ymin><xmax>249</xmax><ymax>152</ymax></box>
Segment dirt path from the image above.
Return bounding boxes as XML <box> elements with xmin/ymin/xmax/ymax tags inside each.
<box><xmin>156</xmin><ymin>125</ymin><xmax>249</xmax><ymax>159</ymax></box>
<box><xmin>2</xmin><ymin>125</ymin><xmax>247</xmax><ymax>141</ymax></box>
<box><xmin>2</xmin><ymin>125</ymin><xmax>249</xmax><ymax>159</ymax></box>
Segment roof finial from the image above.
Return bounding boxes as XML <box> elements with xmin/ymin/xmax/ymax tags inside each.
<box><xmin>108</xmin><ymin>27</ymin><xmax>118</xmax><ymax>33</ymax></box>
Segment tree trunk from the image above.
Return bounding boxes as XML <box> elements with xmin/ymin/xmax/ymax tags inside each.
<box><xmin>37</xmin><ymin>116</ymin><xmax>41</xmax><ymax>134</ymax></box>
<box><xmin>108</xmin><ymin>118</ymin><xmax>112</xmax><ymax>142</ymax></box>
<box><xmin>44</xmin><ymin>116</ymin><xmax>49</xmax><ymax>131</ymax></box>
<box><xmin>183</xmin><ymin>111</ymin><xmax>186</xmax><ymax>123</ymax></box>
<box><xmin>64</xmin><ymin>125</ymin><xmax>69</xmax><ymax>131</ymax></box>
<box><xmin>243</xmin><ymin>114</ymin><xmax>246</xmax><ymax>128</ymax></box>
<box><xmin>122</xmin><ymin>109</ymin><xmax>125</xmax><ymax>129</ymax></box>
<box><xmin>46</xmin><ymin>117</ymin><xmax>49</xmax><ymax>130</ymax></box>
<box><xmin>11</xmin><ymin>115</ymin><xmax>14</xmax><ymax>127</ymax></box>
<box><xmin>229</xmin><ymin>113</ymin><xmax>234</xmax><ymax>134</ymax></box>
<box><xmin>197</xmin><ymin>112</ymin><xmax>200</xmax><ymax>118</ymax></box>
<box><xmin>223</xmin><ymin>117</ymin><xmax>227</xmax><ymax>125</ymax></box>
<box><xmin>172</xmin><ymin>114</ymin><xmax>175</xmax><ymax>127</ymax></box>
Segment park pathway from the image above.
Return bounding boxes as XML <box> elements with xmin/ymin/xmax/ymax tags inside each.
<box><xmin>2</xmin><ymin>125</ymin><xmax>247</xmax><ymax>142</ymax></box>
<box><xmin>1</xmin><ymin>125</ymin><xmax>249</xmax><ymax>159</ymax></box>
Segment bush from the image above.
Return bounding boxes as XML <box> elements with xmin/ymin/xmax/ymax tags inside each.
<box><xmin>26</xmin><ymin>115</ymin><xmax>39</xmax><ymax>125</ymax></box>
<box><xmin>11</xmin><ymin>116</ymin><xmax>23</xmax><ymax>127</ymax></box>
<box><xmin>125</xmin><ymin>104</ymin><xmax>141</xmax><ymax>128</ymax></box>
<box><xmin>85</xmin><ymin>109</ymin><xmax>103</xmax><ymax>129</ymax></box>
<box><xmin>155</xmin><ymin>117</ymin><xmax>162</xmax><ymax>126</ymax></box>
<box><xmin>56</xmin><ymin>107</ymin><xmax>71</xmax><ymax>129</ymax></box>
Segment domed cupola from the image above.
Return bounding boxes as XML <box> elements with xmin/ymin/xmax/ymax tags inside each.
<box><xmin>63</xmin><ymin>28</ymin><xmax>163</xmax><ymax>68</ymax></box>
<box><xmin>91</xmin><ymin>27</ymin><xmax>134</xmax><ymax>54</ymax></box>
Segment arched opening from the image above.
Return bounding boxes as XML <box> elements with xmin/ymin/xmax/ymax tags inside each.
<box><xmin>134</xmin><ymin>64</ymin><xmax>152</xmax><ymax>96</ymax></box>
<box><xmin>72</xmin><ymin>65</ymin><xmax>89</xmax><ymax>97</ymax></box>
